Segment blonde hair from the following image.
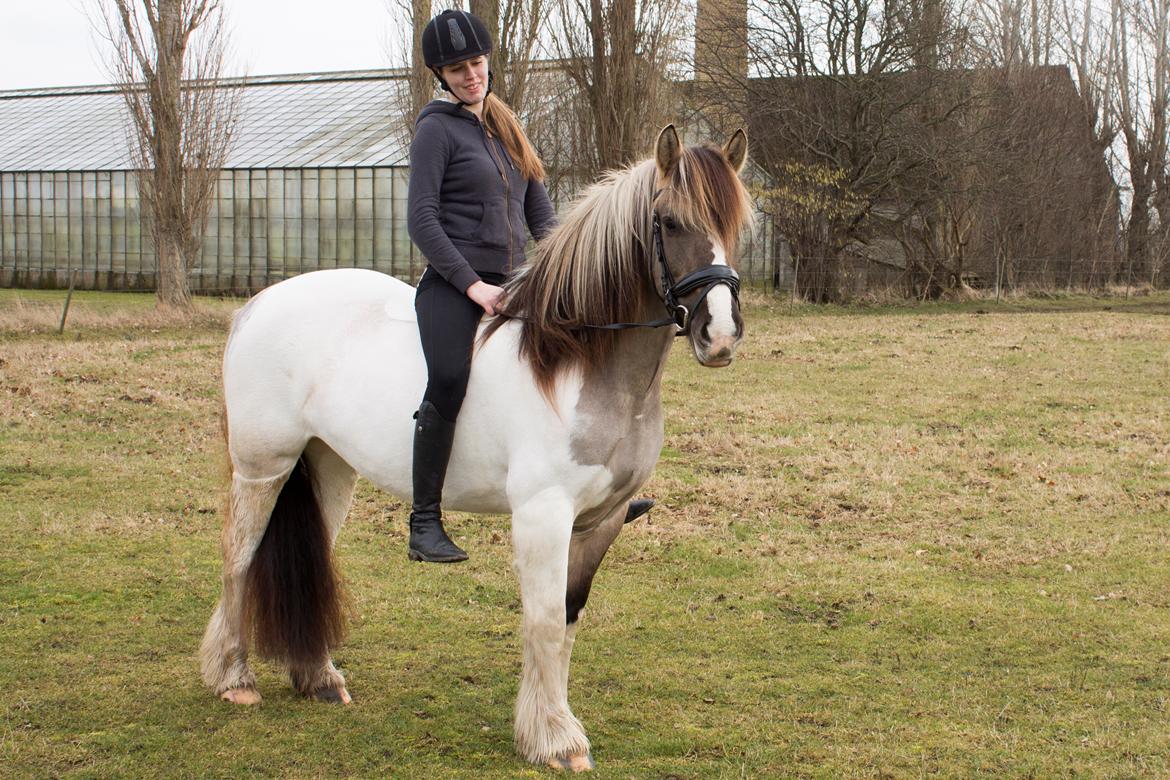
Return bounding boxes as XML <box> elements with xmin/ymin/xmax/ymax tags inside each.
<box><xmin>482</xmin><ymin>93</ymin><xmax>545</xmax><ymax>182</ymax></box>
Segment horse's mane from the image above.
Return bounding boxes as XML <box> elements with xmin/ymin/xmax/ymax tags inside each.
<box><xmin>485</xmin><ymin>143</ymin><xmax>753</xmax><ymax>400</ymax></box>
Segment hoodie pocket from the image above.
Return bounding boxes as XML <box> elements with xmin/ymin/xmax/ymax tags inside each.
<box><xmin>475</xmin><ymin>199</ymin><xmax>510</xmax><ymax>250</ymax></box>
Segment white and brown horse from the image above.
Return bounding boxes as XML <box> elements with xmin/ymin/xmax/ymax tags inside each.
<box><xmin>199</xmin><ymin>125</ymin><xmax>752</xmax><ymax>771</ymax></box>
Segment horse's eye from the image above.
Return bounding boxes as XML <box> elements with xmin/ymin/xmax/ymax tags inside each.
<box><xmin>662</xmin><ymin>216</ymin><xmax>678</xmax><ymax>231</ymax></box>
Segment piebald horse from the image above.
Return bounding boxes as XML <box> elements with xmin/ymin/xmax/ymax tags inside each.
<box><xmin>200</xmin><ymin>125</ymin><xmax>752</xmax><ymax>771</ymax></box>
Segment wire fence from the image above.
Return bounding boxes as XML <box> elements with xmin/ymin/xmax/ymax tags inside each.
<box><xmin>1</xmin><ymin>168</ymin><xmax>1160</xmax><ymax>299</ymax></box>
<box><xmin>733</xmin><ymin>253</ymin><xmax>1161</xmax><ymax>300</ymax></box>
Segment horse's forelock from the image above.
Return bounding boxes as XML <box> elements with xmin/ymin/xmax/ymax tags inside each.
<box><xmin>658</xmin><ymin>145</ymin><xmax>753</xmax><ymax>255</ymax></box>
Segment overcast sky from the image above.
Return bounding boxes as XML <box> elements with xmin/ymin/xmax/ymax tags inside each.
<box><xmin>0</xmin><ymin>0</ymin><xmax>399</xmax><ymax>91</ymax></box>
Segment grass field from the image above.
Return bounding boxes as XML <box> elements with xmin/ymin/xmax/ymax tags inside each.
<box><xmin>1</xmin><ymin>288</ymin><xmax>1168</xmax><ymax>778</ymax></box>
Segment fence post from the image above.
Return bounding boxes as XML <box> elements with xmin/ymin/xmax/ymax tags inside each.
<box><xmin>58</xmin><ymin>270</ymin><xmax>77</xmax><ymax>334</ymax></box>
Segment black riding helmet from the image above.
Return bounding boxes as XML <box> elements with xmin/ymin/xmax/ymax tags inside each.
<box><xmin>422</xmin><ymin>10</ymin><xmax>493</xmax><ymax>95</ymax></box>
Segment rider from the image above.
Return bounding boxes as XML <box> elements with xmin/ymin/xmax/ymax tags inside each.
<box><xmin>406</xmin><ymin>9</ymin><xmax>652</xmax><ymax>563</ymax></box>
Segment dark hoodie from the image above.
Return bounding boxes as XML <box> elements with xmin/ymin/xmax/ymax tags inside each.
<box><xmin>407</xmin><ymin>100</ymin><xmax>557</xmax><ymax>293</ymax></box>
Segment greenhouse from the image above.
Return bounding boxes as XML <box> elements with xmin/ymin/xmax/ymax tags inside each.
<box><xmin>0</xmin><ymin>67</ymin><xmax>782</xmax><ymax>293</ymax></box>
<box><xmin>0</xmin><ymin>69</ymin><xmax>421</xmax><ymax>292</ymax></box>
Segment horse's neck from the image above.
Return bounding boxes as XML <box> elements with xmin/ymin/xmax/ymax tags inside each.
<box><xmin>580</xmin><ymin>298</ymin><xmax>675</xmax><ymax>410</ymax></box>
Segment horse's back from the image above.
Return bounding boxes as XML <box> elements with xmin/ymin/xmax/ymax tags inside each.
<box><xmin>230</xmin><ymin>269</ymin><xmax>414</xmax><ymax>335</ymax></box>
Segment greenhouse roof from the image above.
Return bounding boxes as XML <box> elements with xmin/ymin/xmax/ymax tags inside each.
<box><xmin>0</xmin><ymin>69</ymin><xmax>412</xmax><ymax>172</ymax></box>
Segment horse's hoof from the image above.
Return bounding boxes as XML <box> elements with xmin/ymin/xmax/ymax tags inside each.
<box><xmin>548</xmin><ymin>752</ymin><xmax>594</xmax><ymax>772</ymax></box>
<box><xmin>311</xmin><ymin>686</ymin><xmax>352</xmax><ymax>704</ymax></box>
<box><xmin>220</xmin><ymin>687</ymin><xmax>262</xmax><ymax>705</ymax></box>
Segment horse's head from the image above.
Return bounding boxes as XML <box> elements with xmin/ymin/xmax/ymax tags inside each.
<box><xmin>651</xmin><ymin>125</ymin><xmax>752</xmax><ymax>368</ymax></box>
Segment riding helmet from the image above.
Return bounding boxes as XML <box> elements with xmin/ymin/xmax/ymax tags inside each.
<box><xmin>422</xmin><ymin>10</ymin><xmax>492</xmax><ymax>93</ymax></box>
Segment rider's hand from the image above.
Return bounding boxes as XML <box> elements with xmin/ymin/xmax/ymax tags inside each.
<box><xmin>466</xmin><ymin>280</ymin><xmax>506</xmax><ymax>315</ymax></box>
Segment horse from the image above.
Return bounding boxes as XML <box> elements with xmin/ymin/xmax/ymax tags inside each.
<box><xmin>199</xmin><ymin>124</ymin><xmax>753</xmax><ymax>771</ymax></box>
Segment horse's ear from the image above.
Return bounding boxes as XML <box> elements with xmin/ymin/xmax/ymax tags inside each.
<box><xmin>724</xmin><ymin>129</ymin><xmax>748</xmax><ymax>174</ymax></box>
<box><xmin>655</xmin><ymin>124</ymin><xmax>682</xmax><ymax>176</ymax></box>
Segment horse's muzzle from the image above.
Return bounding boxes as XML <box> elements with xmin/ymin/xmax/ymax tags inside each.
<box><xmin>692</xmin><ymin>325</ymin><xmax>741</xmax><ymax>367</ymax></box>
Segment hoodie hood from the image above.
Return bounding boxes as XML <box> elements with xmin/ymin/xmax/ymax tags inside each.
<box><xmin>416</xmin><ymin>99</ymin><xmax>479</xmax><ymax>126</ymax></box>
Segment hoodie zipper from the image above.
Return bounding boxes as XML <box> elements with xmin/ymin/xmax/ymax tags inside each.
<box><xmin>479</xmin><ymin>119</ymin><xmax>514</xmax><ymax>263</ymax></box>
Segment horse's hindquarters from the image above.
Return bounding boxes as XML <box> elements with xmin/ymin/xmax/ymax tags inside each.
<box><xmin>222</xmin><ymin>270</ymin><xmax>421</xmax><ymax>487</ymax></box>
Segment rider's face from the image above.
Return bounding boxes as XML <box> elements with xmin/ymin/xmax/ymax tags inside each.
<box><xmin>439</xmin><ymin>56</ymin><xmax>489</xmax><ymax>106</ymax></box>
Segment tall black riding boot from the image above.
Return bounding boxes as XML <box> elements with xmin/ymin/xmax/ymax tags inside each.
<box><xmin>408</xmin><ymin>400</ymin><xmax>468</xmax><ymax>563</ymax></box>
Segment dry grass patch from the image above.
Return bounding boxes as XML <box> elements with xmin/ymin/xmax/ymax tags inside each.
<box><xmin>0</xmin><ymin>288</ymin><xmax>237</xmax><ymax>335</ymax></box>
<box><xmin>1</xmin><ymin>289</ymin><xmax>1169</xmax><ymax>778</ymax></box>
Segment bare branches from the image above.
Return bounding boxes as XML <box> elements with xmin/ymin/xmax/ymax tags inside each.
<box><xmin>92</xmin><ymin>0</ymin><xmax>238</xmax><ymax>307</ymax></box>
<box><xmin>547</xmin><ymin>0</ymin><xmax>686</xmax><ymax>172</ymax></box>
<box><xmin>470</xmin><ymin>0</ymin><xmax>545</xmax><ymax>110</ymax></box>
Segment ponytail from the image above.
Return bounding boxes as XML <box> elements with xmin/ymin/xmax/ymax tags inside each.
<box><xmin>482</xmin><ymin>93</ymin><xmax>545</xmax><ymax>182</ymax></box>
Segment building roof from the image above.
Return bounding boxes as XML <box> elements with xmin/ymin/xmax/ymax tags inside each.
<box><xmin>0</xmin><ymin>69</ymin><xmax>412</xmax><ymax>172</ymax></box>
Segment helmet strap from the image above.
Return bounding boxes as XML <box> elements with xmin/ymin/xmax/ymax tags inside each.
<box><xmin>430</xmin><ymin>66</ymin><xmax>451</xmax><ymax>93</ymax></box>
<box><xmin>429</xmin><ymin>67</ymin><xmax>495</xmax><ymax>109</ymax></box>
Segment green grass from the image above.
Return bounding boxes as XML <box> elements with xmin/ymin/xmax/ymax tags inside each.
<box><xmin>2</xmin><ymin>289</ymin><xmax>1169</xmax><ymax>777</ymax></box>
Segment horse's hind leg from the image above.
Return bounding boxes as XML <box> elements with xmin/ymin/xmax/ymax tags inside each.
<box><xmin>199</xmin><ymin>469</ymin><xmax>289</xmax><ymax>704</ymax></box>
<box><xmin>287</xmin><ymin>439</ymin><xmax>358</xmax><ymax>703</ymax></box>
<box><xmin>566</xmin><ymin>505</ymin><xmax>626</xmax><ymax>629</ymax></box>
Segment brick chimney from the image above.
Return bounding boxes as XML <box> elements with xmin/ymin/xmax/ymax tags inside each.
<box><xmin>693</xmin><ymin>0</ymin><xmax>748</xmax><ymax>135</ymax></box>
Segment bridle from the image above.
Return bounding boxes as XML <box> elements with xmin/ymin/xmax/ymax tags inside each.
<box><xmin>650</xmin><ymin>212</ymin><xmax>741</xmax><ymax>334</ymax></box>
<box><xmin>497</xmin><ymin>202</ymin><xmax>742</xmax><ymax>335</ymax></box>
<box><xmin>582</xmin><ymin>209</ymin><xmax>741</xmax><ymax>335</ymax></box>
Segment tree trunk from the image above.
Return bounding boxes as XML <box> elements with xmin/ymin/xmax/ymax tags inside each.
<box><xmin>1125</xmin><ymin>181</ymin><xmax>1151</xmax><ymax>283</ymax></box>
<box><xmin>153</xmin><ymin>1</ymin><xmax>193</xmax><ymax>308</ymax></box>
<box><xmin>155</xmin><ymin>234</ymin><xmax>192</xmax><ymax>308</ymax></box>
<box><xmin>409</xmin><ymin>0</ymin><xmax>433</xmax><ymax>135</ymax></box>
<box><xmin>469</xmin><ymin>0</ymin><xmax>502</xmax><ymax>95</ymax></box>
<box><xmin>588</xmin><ymin>0</ymin><xmax>610</xmax><ymax>170</ymax></box>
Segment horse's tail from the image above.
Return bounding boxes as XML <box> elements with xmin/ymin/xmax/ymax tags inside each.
<box><xmin>244</xmin><ymin>455</ymin><xmax>346</xmax><ymax>667</ymax></box>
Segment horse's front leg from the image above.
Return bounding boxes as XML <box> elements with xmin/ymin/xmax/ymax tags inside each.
<box><xmin>511</xmin><ymin>491</ymin><xmax>593</xmax><ymax>771</ymax></box>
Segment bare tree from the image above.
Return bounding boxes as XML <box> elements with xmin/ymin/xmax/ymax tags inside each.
<box><xmin>93</xmin><ymin>0</ymin><xmax>237</xmax><ymax>308</ymax></box>
<box><xmin>470</xmin><ymin>0</ymin><xmax>545</xmax><ymax>111</ymax></box>
<box><xmin>738</xmin><ymin>0</ymin><xmax>974</xmax><ymax>300</ymax></box>
<box><xmin>1110</xmin><ymin>0</ymin><xmax>1169</xmax><ymax>284</ymax></box>
<box><xmin>549</xmin><ymin>0</ymin><xmax>686</xmax><ymax>173</ymax></box>
<box><xmin>971</xmin><ymin>0</ymin><xmax>1059</xmax><ymax>66</ymax></box>
<box><xmin>982</xmin><ymin>0</ymin><xmax>1170</xmax><ymax>290</ymax></box>
<box><xmin>964</xmin><ymin>0</ymin><xmax>1123</xmax><ymax>293</ymax></box>
<box><xmin>727</xmin><ymin>0</ymin><xmax>1121</xmax><ymax>301</ymax></box>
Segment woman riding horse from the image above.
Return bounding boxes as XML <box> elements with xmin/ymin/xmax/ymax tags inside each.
<box><xmin>201</xmin><ymin>122</ymin><xmax>752</xmax><ymax>771</ymax></box>
<box><xmin>406</xmin><ymin>9</ymin><xmax>651</xmax><ymax>562</ymax></box>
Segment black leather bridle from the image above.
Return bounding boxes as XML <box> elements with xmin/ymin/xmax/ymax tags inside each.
<box><xmin>583</xmin><ymin>210</ymin><xmax>741</xmax><ymax>335</ymax></box>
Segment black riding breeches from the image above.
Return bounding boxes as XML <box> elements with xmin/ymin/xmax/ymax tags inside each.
<box><xmin>414</xmin><ymin>267</ymin><xmax>505</xmax><ymax>423</ymax></box>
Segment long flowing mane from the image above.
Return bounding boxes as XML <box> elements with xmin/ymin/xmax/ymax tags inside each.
<box><xmin>487</xmin><ymin>143</ymin><xmax>753</xmax><ymax>398</ymax></box>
